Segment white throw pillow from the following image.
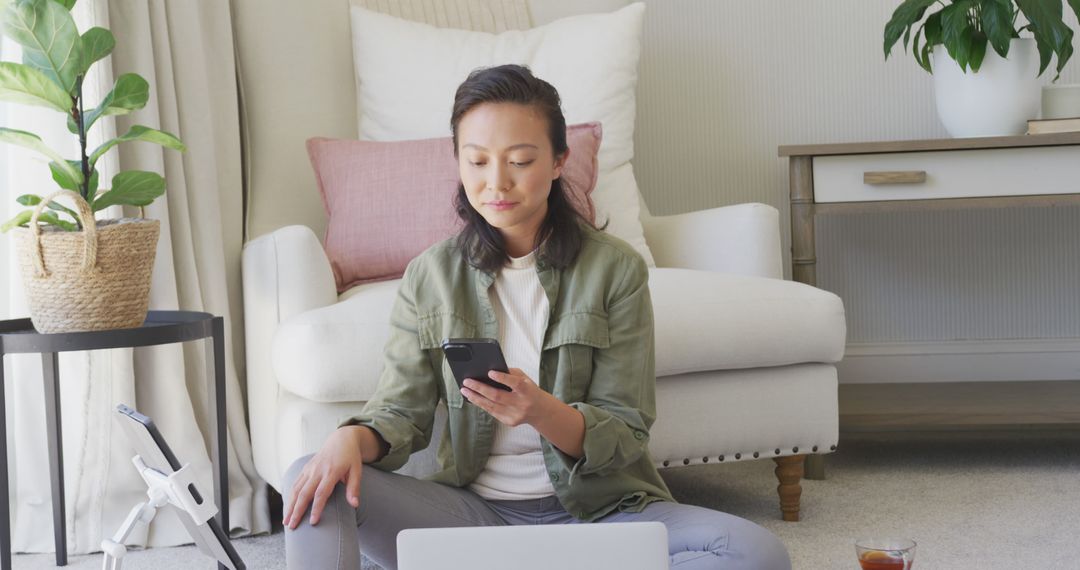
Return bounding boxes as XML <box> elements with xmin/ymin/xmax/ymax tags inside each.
<box><xmin>349</xmin><ymin>2</ymin><xmax>656</xmax><ymax>265</ymax></box>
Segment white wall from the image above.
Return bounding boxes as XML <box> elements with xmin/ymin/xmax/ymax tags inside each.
<box><xmin>631</xmin><ymin>0</ymin><xmax>1080</xmax><ymax>383</ymax></box>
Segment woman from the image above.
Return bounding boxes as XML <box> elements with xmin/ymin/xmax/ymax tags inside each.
<box><xmin>283</xmin><ymin>64</ymin><xmax>791</xmax><ymax>570</ymax></box>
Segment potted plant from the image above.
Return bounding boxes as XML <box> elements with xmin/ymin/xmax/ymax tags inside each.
<box><xmin>0</xmin><ymin>0</ymin><xmax>186</xmax><ymax>332</ymax></box>
<box><xmin>884</xmin><ymin>0</ymin><xmax>1080</xmax><ymax>137</ymax></box>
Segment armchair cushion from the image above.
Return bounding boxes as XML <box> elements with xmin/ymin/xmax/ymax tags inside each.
<box><xmin>271</xmin><ymin>267</ymin><xmax>846</xmax><ymax>402</ymax></box>
<box><xmin>650</xmin><ymin>270</ymin><xmax>846</xmax><ymax>376</ymax></box>
<box><xmin>272</xmin><ymin>278</ymin><xmax>401</xmax><ymax>402</ymax></box>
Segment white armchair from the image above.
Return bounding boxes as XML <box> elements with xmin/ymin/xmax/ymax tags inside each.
<box><xmin>234</xmin><ymin>0</ymin><xmax>846</xmax><ymax>521</ymax></box>
<box><xmin>242</xmin><ymin>201</ymin><xmax>845</xmax><ymax>521</ymax></box>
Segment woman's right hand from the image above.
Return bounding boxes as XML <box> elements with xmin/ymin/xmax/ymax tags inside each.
<box><xmin>283</xmin><ymin>426</ymin><xmax>366</xmax><ymax>529</ymax></box>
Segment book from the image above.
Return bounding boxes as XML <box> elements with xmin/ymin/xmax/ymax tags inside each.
<box><xmin>1026</xmin><ymin>117</ymin><xmax>1080</xmax><ymax>135</ymax></box>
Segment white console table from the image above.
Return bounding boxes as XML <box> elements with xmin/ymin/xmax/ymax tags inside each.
<box><xmin>779</xmin><ymin>132</ymin><xmax>1080</xmax><ymax>286</ymax></box>
<box><xmin>778</xmin><ymin>132</ymin><xmax>1080</xmax><ymax>478</ymax></box>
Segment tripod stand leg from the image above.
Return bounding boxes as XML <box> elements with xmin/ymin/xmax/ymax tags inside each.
<box><xmin>102</xmin><ymin>501</ymin><xmax>157</xmax><ymax>570</ymax></box>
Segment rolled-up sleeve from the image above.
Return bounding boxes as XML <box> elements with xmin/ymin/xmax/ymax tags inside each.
<box><xmin>562</xmin><ymin>255</ymin><xmax>655</xmax><ymax>480</ymax></box>
<box><xmin>339</xmin><ymin>260</ymin><xmax>439</xmax><ymax>471</ymax></box>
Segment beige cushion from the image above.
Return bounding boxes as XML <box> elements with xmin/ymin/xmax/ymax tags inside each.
<box><xmin>649</xmin><ymin>269</ymin><xmax>847</xmax><ymax>374</ymax></box>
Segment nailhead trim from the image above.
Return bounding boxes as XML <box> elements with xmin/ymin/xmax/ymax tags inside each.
<box><xmin>657</xmin><ymin>445</ymin><xmax>834</xmax><ymax>469</ymax></box>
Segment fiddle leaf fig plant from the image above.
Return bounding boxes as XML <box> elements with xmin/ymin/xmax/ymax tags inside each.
<box><xmin>0</xmin><ymin>0</ymin><xmax>186</xmax><ymax>233</ymax></box>
<box><xmin>884</xmin><ymin>0</ymin><xmax>1080</xmax><ymax>81</ymax></box>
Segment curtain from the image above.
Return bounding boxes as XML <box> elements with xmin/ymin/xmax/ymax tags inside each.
<box><xmin>0</xmin><ymin>38</ymin><xmax>8</xmax><ymax>321</ymax></box>
<box><xmin>3</xmin><ymin>0</ymin><xmax>269</xmax><ymax>553</ymax></box>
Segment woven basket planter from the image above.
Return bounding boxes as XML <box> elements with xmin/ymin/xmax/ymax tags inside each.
<box><xmin>13</xmin><ymin>190</ymin><xmax>160</xmax><ymax>333</ymax></box>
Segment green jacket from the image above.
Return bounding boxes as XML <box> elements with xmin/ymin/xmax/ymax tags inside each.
<box><xmin>342</xmin><ymin>224</ymin><xmax>674</xmax><ymax>522</ymax></box>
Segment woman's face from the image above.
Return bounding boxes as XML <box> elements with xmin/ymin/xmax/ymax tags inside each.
<box><xmin>456</xmin><ymin>102</ymin><xmax>566</xmax><ymax>252</ymax></box>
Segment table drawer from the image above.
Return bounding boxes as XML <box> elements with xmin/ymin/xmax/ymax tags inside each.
<box><xmin>813</xmin><ymin>146</ymin><xmax>1080</xmax><ymax>203</ymax></box>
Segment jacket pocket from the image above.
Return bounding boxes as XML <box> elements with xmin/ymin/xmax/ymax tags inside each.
<box><xmin>543</xmin><ymin>312</ymin><xmax>610</xmax><ymax>401</ymax></box>
<box><xmin>440</xmin><ymin>359</ymin><xmax>464</xmax><ymax>408</ymax></box>
<box><xmin>418</xmin><ymin>313</ymin><xmax>479</xmax><ymax>409</ymax></box>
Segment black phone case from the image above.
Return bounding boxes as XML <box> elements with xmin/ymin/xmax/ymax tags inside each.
<box><xmin>441</xmin><ymin>338</ymin><xmax>513</xmax><ymax>392</ymax></box>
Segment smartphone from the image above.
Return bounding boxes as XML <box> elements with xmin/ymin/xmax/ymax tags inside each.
<box><xmin>440</xmin><ymin>338</ymin><xmax>513</xmax><ymax>392</ymax></box>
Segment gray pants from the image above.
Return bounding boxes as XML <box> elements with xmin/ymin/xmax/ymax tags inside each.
<box><xmin>284</xmin><ymin>455</ymin><xmax>791</xmax><ymax>570</ymax></box>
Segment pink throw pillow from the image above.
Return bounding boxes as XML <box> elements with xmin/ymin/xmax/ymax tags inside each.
<box><xmin>307</xmin><ymin>122</ymin><xmax>602</xmax><ymax>292</ymax></box>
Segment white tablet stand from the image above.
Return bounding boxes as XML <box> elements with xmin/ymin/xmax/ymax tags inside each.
<box><xmin>101</xmin><ymin>455</ymin><xmax>219</xmax><ymax>570</ymax></box>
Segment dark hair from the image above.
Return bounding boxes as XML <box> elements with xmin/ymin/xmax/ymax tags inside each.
<box><xmin>450</xmin><ymin>64</ymin><xmax>598</xmax><ymax>272</ymax></box>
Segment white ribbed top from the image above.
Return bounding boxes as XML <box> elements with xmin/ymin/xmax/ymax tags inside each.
<box><xmin>468</xmin><ymin>249</ymin><xmax>556</xmax><ymax>500</ymax></box>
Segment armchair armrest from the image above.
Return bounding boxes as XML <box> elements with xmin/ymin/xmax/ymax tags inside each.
<box><xmin>641</xmin><ymin>202</ymin><xmax>783</xmax><ymax>279</ymax></box>
<box><xmin>241</xmin><ymin>225</ymin><xmax>337</xmax><ymax>480</ymax></box>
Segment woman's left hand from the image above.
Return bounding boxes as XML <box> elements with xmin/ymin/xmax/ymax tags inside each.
<box><xmin>461</xmin><ymin>368</ymin><xmax>555</xmax><ymax>427</ymax></box>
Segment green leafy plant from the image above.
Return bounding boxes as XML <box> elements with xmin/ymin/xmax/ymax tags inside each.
<box><xmin>884</xmin><ymin>0</ymin><xmax>1080</xmax><ymax>80</ymax></box>
<box><xmin>0</xmin><ymin>0</ymin><xmax>185</xmax><ymax>233</ymax></box>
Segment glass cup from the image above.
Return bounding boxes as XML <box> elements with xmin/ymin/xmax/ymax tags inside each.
<box><xmin>855</xmin><ymin>538</ymin><xmax>916</xmax><ymax>570</ymax></box>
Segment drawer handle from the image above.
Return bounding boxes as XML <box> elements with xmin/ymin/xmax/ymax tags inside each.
<box><xmin>864</xmin><ymin>170</ymin><xmax>927</xmax><ymax>185</ymax></box>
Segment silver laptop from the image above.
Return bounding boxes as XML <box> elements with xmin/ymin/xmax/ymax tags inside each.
<box><xmin>397</xmin><ymin>521</ymin><xmax>669</xmax><ymax>570</ymax></box>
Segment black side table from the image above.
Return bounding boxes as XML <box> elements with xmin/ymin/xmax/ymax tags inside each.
<box><xmin>0</xmin><ymin>310</ymin><xmax>230</xmax><ymax>569</ymax></box>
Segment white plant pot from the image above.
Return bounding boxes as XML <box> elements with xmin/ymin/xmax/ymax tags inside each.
<box><xmin>932</xmin><ymin>38</ymin><xmax>1041</xmax><ymax>138</ymax></box>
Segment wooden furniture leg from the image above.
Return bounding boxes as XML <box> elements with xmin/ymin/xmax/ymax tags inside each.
<box><xmin>789</xmin><ymin>156</ymin><xmax>817</xmax><ymax>289</ymax></box>
<box><xmin>789</xmin><ymin>156</ymin><xmax>828</xmax><ymax>481</ymax></box>
<box><xmin>774</xmin><ymin>454</ymin><xmax>806</xmax><ymax>522</ymax></box>
<box><xmin>804</xmin><ymin>454</ymin><xmax>826</xmax><ymax>480</ymax></box>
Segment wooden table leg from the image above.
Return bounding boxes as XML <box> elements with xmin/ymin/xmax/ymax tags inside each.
<box><xmin>789</xmin><ymin>156</ymin><xmax>829</xmax><ymax>481</ymax></box>
<box><xmin>789</xmin><ymin>156</ymin><xmax>817</xmax><ymax>287</ymax></box>
<box><xmin>41</xmin><ymin>352</ymin><xmax>67</xmax><ymax>566</ymax></box>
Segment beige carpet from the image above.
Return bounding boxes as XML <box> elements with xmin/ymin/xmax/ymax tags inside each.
<box><xmin>14</xmin><ymin>429</ymin><xmax>1080</xmax><ymax>569</ymax></box>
